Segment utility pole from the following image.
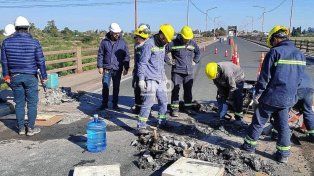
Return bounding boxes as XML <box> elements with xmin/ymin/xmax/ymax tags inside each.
<box><xmin>213</xmin><ymin>16</ymin><xmax>220</xmax><ymax>38</ymax></box>
<box><xmin>134</xmin><ymin>0</ymin><xmax>138</xmax><ymax>30</ymax></box>
<box><xmin>289</xmin><ymin>0</ymin><xmax>294</xmax><ymax>35</ymax></box>
<box><xmin>205</xmin><ymin>7</ymin><xmax>217</xmax><ymax>31</ymax></box>
<box><xmin>253</xmin><ymin>6</ymin><xmax>266</xmax><ymax>34</ymax></box>
<box><xmin>247</xmin><ymin>16</ymin><xmax>254</xmax><ymax>32</ymax></box>
<box><xmin>186</xmin><ymin>0</ymin><xmax>190</xmax><ymax>26</ymax></box>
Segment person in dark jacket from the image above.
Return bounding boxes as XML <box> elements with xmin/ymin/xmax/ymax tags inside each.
<box><xmin>131</xmin><ymin>24</ymin><xmax>151</xmax><ymax>114</ymax></box>
<box><xmin>97</xmin><ymin>23</ymin><xmax>130</xmax><ymax>110</ymax></box>
<box><xmin>205</xmin><ymin>61</ymin><xmax>245</xmax><ymax>126</ymax></box>
<box><xmin>241</xmin><ymin>26</ymin><xmax>306</xmax><ymax>163</ymax></box>
<box><xmin>166</xmin><ymin>26</ymin><xmax>200</xmax><ymax>117</ymax></box>
<box><xmin>295</xmin><ymin>71</ymin><xmax>314</xmax><ymax>142</ymax></box>
<box><xmin>1</xmin><ymin>16</ymin><xmax>47</xmax><ymax>136</ymax></box>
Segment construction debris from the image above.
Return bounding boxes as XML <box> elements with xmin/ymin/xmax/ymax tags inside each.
<box><xmin>133</xmin><ymin>132</ymin><xmax>274</xmax><ymax>175</ymax></box>
<box><xmin>40</xmin><ymin>87</ymin><xmax>85</xmax><ymax>106</ymax></box>
<box><xmin>73</xmin><ymin>164</ymin><xmax>121</xmax><ymax>176</ymax></box>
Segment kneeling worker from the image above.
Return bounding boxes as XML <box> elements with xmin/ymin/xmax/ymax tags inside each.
<box><xmin>205</xmin><ymin>61</ymin><xmax>245</xmax><ymax>126</ymax></box>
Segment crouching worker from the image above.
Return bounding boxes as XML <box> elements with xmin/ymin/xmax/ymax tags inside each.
<box><xmin>205</xmin><ymin>61</ymin><xmax>246</xmax><ymax>126</ymax></box>
<box><xmin>136</xmin><ymin>24</ymin><xmax>175</xmax><ymax>134</ymax></box>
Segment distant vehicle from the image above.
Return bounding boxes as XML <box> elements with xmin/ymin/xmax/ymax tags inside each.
<box><xmin>228</xmin><ymin>26</ymin><xmax>237</xmax><ymax>37</ymax></box>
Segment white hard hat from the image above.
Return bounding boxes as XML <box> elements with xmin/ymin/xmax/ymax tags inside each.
<box><xmin>3</xmin><ymin>24</ymin><xmax>15</xmax><ymax>36</ymax></box>
<box><xmin>15</xmin><ymin>16</ymin><xmax>30</xmax><ymax>27</ymax></box>
<box><xmin>109</xmin><ymin>23</ymin><xmax>122</xmax><ymax>33</ymax></box>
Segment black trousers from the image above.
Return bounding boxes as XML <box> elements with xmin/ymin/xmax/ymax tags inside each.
<box><xmin>171</xmin><ymin>72</ymin><xmax>193</xmax><ymax>106</ymax></box>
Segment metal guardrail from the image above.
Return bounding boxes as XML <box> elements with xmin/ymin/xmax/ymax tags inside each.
<box><xmin>240</xmin><ymin>36</ymin><xmax>314</xmax><ymax>57</ymax></box>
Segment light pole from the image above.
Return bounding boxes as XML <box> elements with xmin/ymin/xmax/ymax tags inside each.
<box><xmin>247</xmin><ymin>16</ymin><xmax>254</xmax><ymax>32</ymax></box>
<box><xmin>205</xmin><ymin>7</ymin><xmax>217</xmax><ymax>31</ymax></box>
<box><xmin>253</xmin><ymin>5</ymin><xmax>266</xmax><ymax>34</ymax></box>
<box><xmin>213</xmin><ymin>16</ymin><xmax>221</xmax><ymax>38</ymax></box>
<box><xmin>186</xmin><ymin>0</ymin><xmax>190</xmax><ymax>26</ymax></box>
<box><xmin>134</xmin><ymin>0</ymin><xmax>138</xmax><ymax>30</ymax></box>
<box><xmin>289</xmin><ymin>0</ymin><xmax>294</xmax><ymax>35</ymax></box>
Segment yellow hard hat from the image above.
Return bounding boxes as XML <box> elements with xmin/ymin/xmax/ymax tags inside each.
<box><xmin>205</xmin><ymin>62</ymin><xmax>218</xmax><ymax>80</ymax></box>
<box><xmin>180</xmin><ymin>26</ymin><xmax>194</xmax><ymax>40</ymax></box>
<box><xmin>266</xmin><ymin>25</ymin><xmax>289</xmax><ymax>47</ymax></box>
<box><xmin>134</xmin><ymin>24</ymin><xmax>150</xmax><ymax>39</ymax></box>
<box><xmin>160</xmin><ymin>24</ymin><xmax>175</xmax><ymax>43</ymax></box>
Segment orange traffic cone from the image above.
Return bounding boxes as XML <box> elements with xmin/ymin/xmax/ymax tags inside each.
<box><xmin>236</xmin><ymin>53</ymin><xmax>240</xmax><ymax>66</ymax></box>
<box><xmin>214</xmin><ymin>48</ymin><xmax>218</xmax><ymax>54</ymax></box>
<box><xmin>257</xmin><ymin>52</ymin><xmax>265</xmax><ymax>77</ymax></box>
<box><xmin>225</xmin><ymin>50</ymin><xmax>228</xmax><ymax>57</ymax></box>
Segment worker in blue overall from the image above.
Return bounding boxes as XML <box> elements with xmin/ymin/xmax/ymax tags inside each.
<box><xmin>137</xmin><ymin>24</ymin><xmax>175</xmax><ymax>133</ymax></box>
<box><xmin>241</xmin><ymin>26</ymin><xmax>306</xmax><ymax>163</ymax></box>
<box><xmin>166</xmin><ymin>26</ymin><xmax>200</xmax><ymax>117</ymax></box>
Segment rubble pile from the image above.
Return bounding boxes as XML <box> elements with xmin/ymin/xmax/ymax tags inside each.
<box><xmin>41</xmin><ymin>87</ymin><xmax>85</xmax><ymax>105</ymax></box>
<box><xmin>132</xmin><ymin>133</ymin><xmax>274</xmax><ymax>175</ymax></box>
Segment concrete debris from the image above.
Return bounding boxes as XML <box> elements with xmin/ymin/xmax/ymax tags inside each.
<box><xmin>40</xmin><ymin>88</ymin><xmax>86</xmax><ymax>106</ymax></box>
<box><xmin>134</xmin><ymin>133</ymin><xmax>274</xmax><ymax>175</ymax></box>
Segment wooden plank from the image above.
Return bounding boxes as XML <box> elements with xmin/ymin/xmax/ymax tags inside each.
<box><xmin>82</xmin><ymin>48</ymin><xmax>98</xmax><ymax>52</ymax></box>
<box><xmin>44</xmin><ymin>49</ymin><xmax>77</xmax><ymax>56</ymax></box>
<box><xmin>46</xmin><ymin>57</ymin><xmax>77</xmax><ymax>65</ymax></box>
<box><xmin>47</xmin><ymin>65</ymin><xmax>77</xmax><ymax>74</ymax></box>
<box><xmin>82</xmin><ymin>55</ymin><xmax>97</xmax><ymax>60</ymax></box>
<box><xmin>83</xmin><ymin>61</ymin><xmax>97</xmax><ymax>67</ymax></box>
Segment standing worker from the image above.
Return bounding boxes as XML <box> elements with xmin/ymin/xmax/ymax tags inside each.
<box><xmin>166</xmin><ymin>26</ymin><xmax>200</xmax><ymax>117</ymax></box>
<box><xmin>205</xmin><ymin>61</ymin><xmax>246</xmax><ymax>126</ymax></box>
<box><xmin>3</xmin><ymin>24</ymin><xmax>16</xmax><ymax>37</ymax></box>
<box><xmin>97</xmin><ymin>23</ymin><xmax>130</xmax><ymax>110</ymax></box>
<box><xmin>1</xmin><ymin>16</ymin><xmax>47</xmax><ymax>136</ymax></box>
<box><xmin>131</xmin><ymin>24</ymin><xmax>151</xmax><ymax>114</ymax></box>
<box><xmin>241</xmin><ymin>26</ymin><xmax>306</xmax><ymax>163</ymax></box>
<box><xmin>137</xmin><ymin>24</ymin><xmax>175</xmax><ymax>133</ymax></box>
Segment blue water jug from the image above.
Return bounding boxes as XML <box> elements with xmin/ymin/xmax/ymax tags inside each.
<box><xmin>46</xmin><ymin>73</ymin><xmax>59</xmax><ymax>89</ymax></box>
<box><xmin>86</xmin><ymin>114</ymin><xmax>107</xmax><ymax>153</ymax></box>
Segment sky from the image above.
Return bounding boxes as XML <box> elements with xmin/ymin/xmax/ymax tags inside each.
<box><xmin>0</xmin><ymin>0</ymin><xmax>313</xmax><ymax>33</ymax></box>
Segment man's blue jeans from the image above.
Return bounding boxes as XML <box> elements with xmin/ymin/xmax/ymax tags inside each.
<box><xmin>10</xmin><ymin>74</ymin><xmax>39</xmax><ymax>130</ymax></box>
<box><xmin>102</xmin><ymin>69</ymin><xmax>122</xmax><ymax>107</ymax></box>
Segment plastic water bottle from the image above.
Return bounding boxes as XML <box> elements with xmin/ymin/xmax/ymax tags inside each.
<box><xmin>86</xmin><ymin>114</ymin><xmax>107</xmax><ymax>153</ymax></box>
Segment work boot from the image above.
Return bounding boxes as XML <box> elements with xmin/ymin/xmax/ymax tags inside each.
<box><xmin>275</xmin><ymin>153</ymin><xmax>289</xmax><ymax>163</ymax></box>
<box><xmin>234</xmin><ymin>119</ymin><xmax>247</xmax><ymax>127</ymax></box>
<box><xmin>112</xmin><ymin>105</ymin><xmax>121</xmax><ymax>111</ymax></box>
<box><xmin>26</xmin><ymin>127</ymin><xmax>41</xmax><ymax>136</ymax></box>
<box><xmin>170</xmin><ymin>110</ymin><xmax>179</xmax><ymax>117</ymax></box>
<box><xmin>299</xmin><ymin>134</ymin><xmax>314</xmax><ymax>143</ymax></box>
<box><xmin>137</xmin><ymin>122</ymin><xmax>149</xmax><ymax>134</ymax></box>
<box><xmin>241</xmin><ymin>142</ymin><xmax>256</xmax><ymax>154</ymax></box>
<box><xmin>18</xmin><ymin>127</ymin><xmax>26</xmax><ymax>135</ymax></box>
<box><xmin>131</xmin><ymin>105</ymin><xmax>141</xmax><ymax>114</ymax></box>
<box><xmin>158</xmin><ymin>119</ymin><xmax>167</xmax><ymax>128</ymax></box>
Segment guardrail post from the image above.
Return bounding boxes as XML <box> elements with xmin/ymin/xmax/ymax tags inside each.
<box><xmin>76</xmin><ymin>46</ymin><xmax>83</xmax><ymax>73</ymax></box>
<box><xmin>299</xmin><ymin>40</ymin><xmax>302</xmax><ymax>50</ymax></box>
<box><xmin>306</xmin><ymin>41</ymin><xmax>310</xmax><ymax>52</ymax></box>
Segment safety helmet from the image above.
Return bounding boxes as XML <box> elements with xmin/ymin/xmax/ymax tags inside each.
<box><xmin>15</xmin><ymin>16</ymin><xmax>30</xmax><ymax>27</ymax></box>
<box><xmin>205</xmin><ymin>62</ymin><xmax>218</xmax><ymax>80</ymax></box>
<box><xmin>159</xmin><ymin>24</ymin><xmax>175</xmax><ymax>43</ymax></box>
<box><xmin>180</xmin><ymin>26</ymin><xmax>194</xmax><ymax>40</ymax></box>
<box><xmin>109</xmin><ymin>23</ymin><xmax>122</xmax><ymax>33</ymax></box>
<box><xmin>134</xmin><ymin>23</ymin><xmax>151</xmax><ymax>39</ymax></box>
<box><xmin>266</xmin><ymin>25</ymin><xmax>289</xmax><ymax>47</ymax></box>
<box><xmin>3</xmin><ymin>24</ymin><xmax>15</xmax><ymax>36</ymax></box>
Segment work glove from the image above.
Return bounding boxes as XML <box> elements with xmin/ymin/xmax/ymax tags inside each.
<box><xmin>138</xmin><ymin>80</ymin><xmax>147</xmax><ymax>91</ymax></box>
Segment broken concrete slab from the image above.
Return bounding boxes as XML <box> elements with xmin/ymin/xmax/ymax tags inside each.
<box><xmin>162</xmin><ymin>157</ymin><xmax>224</xmax><ymax>176</ymax></box>
<box><xmin>73</xmin><ymin>164</ymin><xmax>121</xmax><ymax>176</ymax></box>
